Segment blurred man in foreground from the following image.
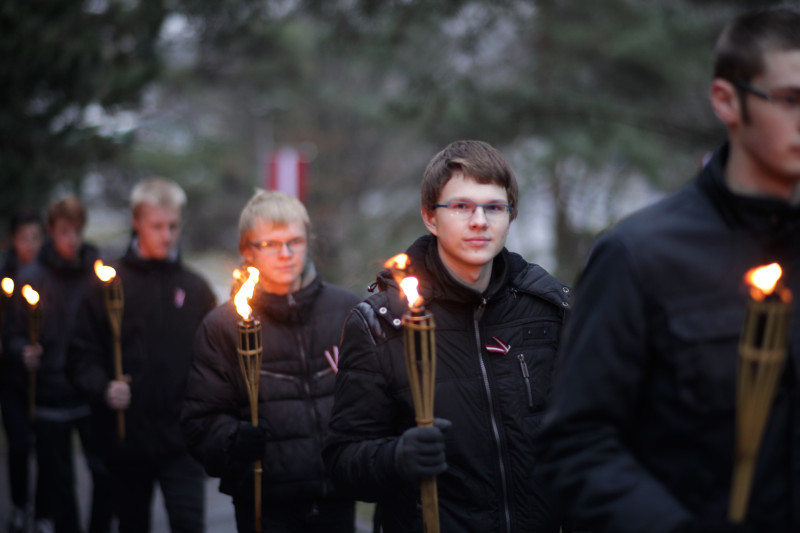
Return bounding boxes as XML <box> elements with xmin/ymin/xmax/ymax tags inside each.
<box><xmin>536</xmin><ymin>6</ymin><xmax>800</xmax><ymax>533</ymax></box>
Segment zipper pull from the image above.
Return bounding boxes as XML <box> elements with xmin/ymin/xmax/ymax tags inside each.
<box><xmin>517</xmin><ymin>354</ymin><xmax>533</xmax><ymax>409</ymax></box>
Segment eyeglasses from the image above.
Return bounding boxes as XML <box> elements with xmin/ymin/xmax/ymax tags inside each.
<box><xmin>433</xmin><ymin>202</ymin><xmax>513</xmax><ymax>218</ymax></box>
<box><xmin>249</xmin><ymin>237</ymin><xmax>307</xmax><ymax>255</ymax></box>
<box><xmin>733</xmin><ymin>81</ymin><xmax>800</xmax><ymax>113</ymax></box>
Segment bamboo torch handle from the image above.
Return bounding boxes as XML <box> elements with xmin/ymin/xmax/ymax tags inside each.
<box><xmin>113</xmin><ymin>337</ymin><xmax>125</xmax><ymax>441</ymax></box>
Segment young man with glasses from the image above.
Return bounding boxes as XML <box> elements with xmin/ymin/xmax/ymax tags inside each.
<box><xmin>68</xmin><ymin>179</ymin><xmax>216</xmax><ymax>533</ymax></box>
<box><xmin>535</xmin><ymin>6</ymin><xmax>800</xmax><ymax>533</ymax></box>
<box><xmin>182</xmin><ymin>189</ymin><xmax>359</xmax><ymax>532</ymax></box>
<box><xmin>324</xmin><ymin>140</ymin><xmax>571</xmax><ymax>532</ymax></box>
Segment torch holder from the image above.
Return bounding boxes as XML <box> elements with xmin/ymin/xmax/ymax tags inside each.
<box><xmin>237</xmin><ymin>319</ymin><xmax>263</xmax><ymax>532</ymax></box>
<box><xmin>402</xmin><ymin>309</ymin><xmax>439</xmax><ymax>533</ymax></box>
<box><xmin>102</xmin><ymin>277</ymin><xmax>126</xmax><ymax>440</ymax></box>
<box><xmin>27</xmin><ymin>304</ymin><xmax>41</xmax><ymax>422</ymax></box>
<box><xmin>729</xmin><ymin>294</ymin><xmax>792</xmax><ymax>522</ymax></box>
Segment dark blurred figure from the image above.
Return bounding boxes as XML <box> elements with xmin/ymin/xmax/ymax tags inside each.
<box><xmin>3</xmin><ymin>197</ymin><xmax>113</xmax><ymax>533</ymax></box>
<box><xmin>68</xmin><ymin>178</ymin><xmax>216</xmax><ymax>533</ymax></box>
<box><xmin>1</xmin><ymin>211</ymin><xmax>43</xmax><ymax>533</ymax></box>
<box><xmin>536</xmin><ymin>6</ymin><xmax>800</xmax><ymax>533</ymax></box>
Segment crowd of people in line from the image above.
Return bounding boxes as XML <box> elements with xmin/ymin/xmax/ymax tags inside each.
<box><xmin>1</xmin><ymin>5</ymin><xmax>800</xmax><ymax>533</ymax></box>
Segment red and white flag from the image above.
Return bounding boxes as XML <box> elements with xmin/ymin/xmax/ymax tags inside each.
<box><xmin>265</xmin><ymin>147</ymin><xmax>308</xmax><ymax>202</ymax></box>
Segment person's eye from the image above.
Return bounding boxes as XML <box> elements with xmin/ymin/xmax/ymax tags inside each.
<box><xmin>451</xmin><ymin>203</ymin><xmax>473</xmax><ymax>211</ymax></box>
<box><xmin>780</xmin><ymin>91</ymin><xmax>800</xmax><ymax>107</ymax></box>
<box><xmin>264</xmin><ymin>241</ymin><xmax>280</xmax><ymax>249</ymax></box>
<box><xmin>484</xmin><ymin>204</ymin><xmax>506</xmax><ymax>214</ymax></box>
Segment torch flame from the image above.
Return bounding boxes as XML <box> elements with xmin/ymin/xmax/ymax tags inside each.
<box><xmin>21</xmin><ymin>284</ymin><xmax>39</xmax><ymax>306</ymax></box>
<box><xmin>94</xmin><ymin>259</ymin><xmax>117</xmax><ymax>282</ymax></box>
<box><xmin>1</xmin><ymin>277</ymin><xmax>13</xmax><ymax>296</ymax></box>
<box><xmin>744</xmin><ymin>263</ymin><xmax>784</xmax><ymax>301</ymax></box>
<box><xmin>234</xmin><ymin>267</ymin><xmax>260</xmax><ymax>321</ymax></box>
<box><xmin>400</xmin><ymin>276</ymin><xmax>423</xmax><ymax>310</ymax></box>
<box><xmin>384</xmin><ymin>253</ymin><xmax>410</xmax><ymax>271</ymax></box>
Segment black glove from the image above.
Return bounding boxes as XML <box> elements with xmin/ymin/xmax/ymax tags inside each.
<box><xmin>673</xmin><ymin>520</ymin><xmax>755</xmax><ymax>533</ymax></box>
<box><xmin>394</xmin><ymin>418</ymin><xmax>451</xmax><ymax>482</ymax></box>
<box><xmin>230</xmin><ymin>420</ymin><xmax>268</xmax><ymax>463</ymax></box>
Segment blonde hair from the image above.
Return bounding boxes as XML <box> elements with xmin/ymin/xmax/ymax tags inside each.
<box><xmin>130</xmin><ymin>178</ymin><xmax>187</xmax><ymax>218</ymax></box>
<box><xmin>238</xmin><ymin>189</ymin><xmax>310</xmax><ymax>253</ymax></box>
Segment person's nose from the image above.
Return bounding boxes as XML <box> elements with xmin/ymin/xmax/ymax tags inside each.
<box><xmin>469</xmin><ymin>206</ymin><xmax>489</xmax><ymax>228</ymax></box>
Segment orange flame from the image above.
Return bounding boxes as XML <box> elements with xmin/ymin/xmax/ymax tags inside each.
<box><xmin>400</xmin><ymin>276</ymin><xmax>423</xmax><ymax>309</ymax></box>
<box><xmin>21</xmin><ymin>284</ymin><xmax>39</xmax><ymax>307</ymax></box>
<box><xmin>384</xmin><ymin>253</ymin><xmax>410</xmax><ymax>271</ymax></box>
<box><xmin>384</xmin><ymin>253</ymin><xmax>424</xmax><ymax>310</ymax></box>
<box><xmin>234</xmin><ymin>267</ymin><xmax>260</xmax><ymax>321</ymax></box>
<box><xmin>94</xmin><ymin>259</ymin><xmax>117</xmax><ymax>282</ymax></box>
<box><xmin>1</xmin><ymin>277</ymin><xmax>13</xmax><ymax>297</ymax></box>
<box><xmin>744</xmin><ymin>263</ymin><xmax>787</xmax><ymax>301</ymax></box>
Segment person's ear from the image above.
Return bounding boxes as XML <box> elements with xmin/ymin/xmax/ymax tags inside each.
<box><xmin>710</xmin><ymin>78</ymin><xmax>742</xmax><ymax>128</ymax></box>
<box><xmin>421</xmin><ymin>207</ymin><xmax>439</xmax><ymax>236</ymax></box>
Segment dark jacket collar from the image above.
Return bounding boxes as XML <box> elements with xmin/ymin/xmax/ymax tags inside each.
<box><xmin>376</xmin><ymin>234</ymin><xmax>512</xmax><ymax>307</ymax></box>
<box><xmin>121</xmin><ymin>239</ymin><xmax>182</xmax><ymax>273</ymax></box>
<box><xmin>251</xmin><ymin>268</ymin><xmax>324</xmax><ymax>325</ymax></box>
<box><xmin>38</xmin><ymin>240</ymin><xmax>99</xmax><ymax>276</ymax></box>
<box><xmin>698</xmin><ymin>142</ymin><xmax>800</xmax><ymax>261</ymax></box>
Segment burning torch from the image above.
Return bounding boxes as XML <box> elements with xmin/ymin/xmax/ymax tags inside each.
<box><xmin>95</xmin><ymin>260</ymin><xmax>126</xmax><ymax>441</ymax></box>
<box><xmin>21</xmin><ymin>284</ymin><xmax>41</xmax><ymax>421</ymax></box>
<box><xmin>1</xmin><ymin>277</ymin><xmax>13</xmax><ymax>332</ymax></box>
<box><xmin>385</xmin><ymin>254</ymin><xmax>439</xmax><ymax>533</ymax></box>
<box><xmin>234</xmin><ymin>266</ymin><xmax>263</xmax><ymax>532</ymax></box>
<box><xmin>729</xmin><ymin>263</ymin><xmax>792</xmax><ymax>522</ymax></box>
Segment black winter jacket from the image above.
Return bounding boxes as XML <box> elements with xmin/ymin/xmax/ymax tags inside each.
<box><xmin>4</xmin><ymin>241</ymin><xmax>99</xmax><ymax>410</ymax></box>
<box><xmin>68</xmin><ymin>244</ymin><xmax>216</xmax><ymax>461</ymax></box>
<box><xmin>324</xmin><ymin>235</ymin><xmax>571</xmax><ymax>533</ymax></box>
<box><xmin>181</xmin><ymin>268</ymin><xmax>359</xmax><ymax>502</ymax></box>
<box><xmin>535</xmin><ymin>143</ymin><xmax>800</xmax><ymax>533</ymax></box>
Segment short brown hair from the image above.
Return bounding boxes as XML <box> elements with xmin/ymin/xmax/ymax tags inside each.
<box><xmin>421</xmin><ymin>140</ymin><xmax>519</xmax><ymax>221</ymax></box>
<box><xmin>47</xmin><ymin>195</ymin><xmax>86</xmax><ymax>229</ymax></box>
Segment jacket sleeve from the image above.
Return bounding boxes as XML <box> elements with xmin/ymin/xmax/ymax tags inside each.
<box><xmin>323</xmin><ymin>303</ymin><xmax>407</xmax><ymax>501</ymax></box>
<box><xmin>181</xmin><ymin>310</ymin><xmax>242</xmax><ymax>480</ymax></box>
<box><xmin>535</xmin><ymin>235</ymin><xmax>692</xmax><ymax>533</ymax></box>
<box><xmin>67</xmin><ymin>280</ymin><xmax>114</xmax><ymax>408</ymax></box>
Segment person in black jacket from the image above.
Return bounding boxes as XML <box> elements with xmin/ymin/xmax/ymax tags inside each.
<box><xmin>323</xmin><ymin>140</ymin><xmax>571</xmax><ymax>532</ymax></box>
<box><xmin>68</xmin><ymin>179</ymin><xmax>216</xmax><ymax>533</ymax></box>
<box><xmin>181</xmin><ymin>189</ymin><xmax>360</xmax><ymax>533</ymax></box>
<box><xmin>535</xmin><ymin>6</ymin><xmax>800</xmax><ymax>533</ymax></box>
<box><xmin>1</xmin><ymin>210</ymin><xmax>43</xmax><ymax>533</ymax></box>
<box><xmin>4</xmin><ymin>197</ymin><xmax>112</xmax><ymax>533</ymax></box>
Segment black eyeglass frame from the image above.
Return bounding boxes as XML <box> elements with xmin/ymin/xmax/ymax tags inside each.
<box><xmin>732</xmin><ymin>80</ymin><xmax>800</xmax><ymax>108</ymax></box>
<box><xmin>433</xmin><ymin>202</ymin><xmax>514</xmax><ymax>215</ymax></box>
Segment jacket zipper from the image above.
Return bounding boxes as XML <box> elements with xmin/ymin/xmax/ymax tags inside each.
<box><xmin>517</xmin><ymin>354</ymin><xmax>533</xmax><ymax>409</ymax></box>
<box><xmin>474</xmin><ymin>298</ymin><xmax>512</xmax><ymax>533</ymax></box>
<box><xmin>288</xmin><ymin>294</ymin><xmax>326</xmax><ymax>494</ymax></box>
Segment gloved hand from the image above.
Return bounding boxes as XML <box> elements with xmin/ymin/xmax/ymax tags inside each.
<box><xmin>394</xmin><ymin>418</ymin><xmax>451</xmax><ymax>482</ymax></box>
<box><xmin>673</xmin><ymin>520</ymin><xmax>755</xmax><ymax>533</ymax></box>
<box><xmin>230</xmin><ymin>420</ymin><xmax>268</xmax><ymax>463</ymax></box>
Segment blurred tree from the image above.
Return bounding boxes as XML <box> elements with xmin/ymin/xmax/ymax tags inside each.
<box><xmin>45</xmin><ymin>0</ymin><xmax>783</xmax><ymax>291</ymax></box>
<box><xmin>0</xmin><ymin>0</ymin><xmax>165</xmax><ymax>240</ymax></box>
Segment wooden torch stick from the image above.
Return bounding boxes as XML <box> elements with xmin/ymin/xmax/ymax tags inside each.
<box><xmin>238</xmin><ymin>319</ymin><xmax>263</xmax><ymax>533</ymax></box>
<box><xmin>402</xmin><ymin>311</ymin><xmax>439</xmax><ymax>533</ymax></box>
<box><xmin>25</xmin><ymin>288</ymin><xmax>41</xmax><ymax>422</ymax></box>
<box><xmin>729</xmin><ymin>296</ymin><xmax>791</xmax><ymax>522</ymax></box>
<box><xmin>103</xmin><ymin>277</ymin><xmax>126</xmax><ymax>441</ymax></box>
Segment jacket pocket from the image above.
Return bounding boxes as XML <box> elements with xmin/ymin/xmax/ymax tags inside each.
<box><xmin>663</xmin><ymin>301</ymin><xmax>744</xmax><ymax>413</ymax></box>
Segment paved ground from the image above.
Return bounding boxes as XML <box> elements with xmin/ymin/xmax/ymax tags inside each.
<box><xmin>0</xmin><ymin>436</ymin><xmax>375</xmax><ymax>532</ymax></box>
